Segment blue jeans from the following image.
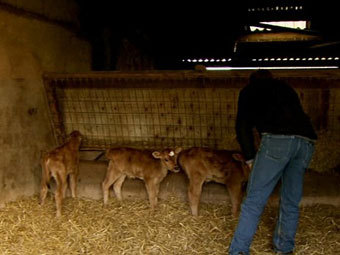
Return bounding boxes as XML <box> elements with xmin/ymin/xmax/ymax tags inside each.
<box><xmin>229</xmin><ymin>134</ymin><xmax>315</xmax><ymax>255</ymax></box>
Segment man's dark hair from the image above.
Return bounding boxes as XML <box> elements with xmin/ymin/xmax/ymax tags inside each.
<box><xmin>249</xmin><ymin>70</ymin><xmax>273</xmax><ymax>83</ymax></box>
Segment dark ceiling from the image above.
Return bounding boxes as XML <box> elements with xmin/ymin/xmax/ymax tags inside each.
<box><xmin>76</xmin><ymin>0</ymin><xmax>340</xmax><ymax>70</ymax></box>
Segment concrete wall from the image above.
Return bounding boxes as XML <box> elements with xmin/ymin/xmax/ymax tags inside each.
<box><xmin>0</xmin><ymin>0</ymin><xmax>79</xmax><ymax>27</ymax></box>
<box><xmin>0</xmin><ymin>1</ymin><xmax>91</xmax><ymax>205</ymax></box>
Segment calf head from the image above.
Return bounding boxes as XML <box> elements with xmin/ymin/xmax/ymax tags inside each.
<box><xmin>152</xmin><ymin>147</ymin><xmax>182</xmax><ymax>173</ymax></box>
<box><xmin>232</xmin><ymin>153</ymin><xmax>251</xmax><ymax>181</ymax></box>
<box><xmin>68</xmin><ymin>130</ymin><xmax>82</xmax><ymax>145</ymax></box>
<box><xmin>70</xmin><ymin>130</ymin><xmax>82</xmax><ymax>139</ymax></box>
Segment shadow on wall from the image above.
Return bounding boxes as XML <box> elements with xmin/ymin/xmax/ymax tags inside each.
<box><xmin>0</xmin><ymin>4</ymin><xmax>91</xmax><ymax>204</ymax></box>
<box><xmin>0</xmin><ymin>42</ymin><xmax>53</xmax><ymax>203</ymax></box>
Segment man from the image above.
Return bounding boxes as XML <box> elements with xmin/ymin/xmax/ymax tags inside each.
<box><xmin>229</xmin><ymin>70</ymin><xmax>317</xmax><ymax>255</ymax></box>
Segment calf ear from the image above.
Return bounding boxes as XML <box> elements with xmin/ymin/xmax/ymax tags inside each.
<box><xmin>175</xmin><ymin>147</ymin><xmax>182</xmax><ymax>154</ymax></box>
<box><xmin>232</xmin><ymin>153</ymin><xmax>245</xmax><ymax>162</ymax></box>
<box><xmin>152</xmin><ymin>151</ymin><xmax>162</xmax><ymax>159</ymax></box>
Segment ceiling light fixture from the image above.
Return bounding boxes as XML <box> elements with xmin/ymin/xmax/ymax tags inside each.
<box><xmin>206</xmin><ymin>66</ymin><xmax>339</xmax><ymax>71</ymax></box>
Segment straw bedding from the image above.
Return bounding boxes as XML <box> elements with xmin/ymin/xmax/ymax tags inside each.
<box><xmin>310</xmin><ymin>133</ymin><xmax>340</xmax><ymax>174</ymax></box>
<box><xmin>0</xmin><ymin>196</ymin><xmax>338</xmax><ymax>254</ymax></box>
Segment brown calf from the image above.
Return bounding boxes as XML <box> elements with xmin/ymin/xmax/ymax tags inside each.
<box><xmin>178</xmin><ymin>147</ymin><xmax>250</xmax><ymax>217</ymax></box>
<box><xmin>102</xmin><ymin>147</ymin><xmax>182</xmax><ymax>209</ymax></box>
<box><xmin>40</xmin><ymin>130</ymin><xmax>82</xmax><ymax>217</ymax></box>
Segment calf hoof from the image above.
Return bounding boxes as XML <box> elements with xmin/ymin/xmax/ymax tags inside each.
<box><xmin>190</xmin><ymin>207</ymin><xmax>199</xmax><ymax>216</ymax></box>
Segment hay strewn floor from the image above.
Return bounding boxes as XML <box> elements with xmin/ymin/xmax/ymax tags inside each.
<box><xmin>0</xmin><ymin>196</ymin><xmax>339</xmax><ymax>254</ymax></box>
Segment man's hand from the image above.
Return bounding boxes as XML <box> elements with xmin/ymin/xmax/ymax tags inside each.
<box><xmin>246</xmin><ymin>160</ymin><xmax>253</xmax><ymax>170</ymax></box>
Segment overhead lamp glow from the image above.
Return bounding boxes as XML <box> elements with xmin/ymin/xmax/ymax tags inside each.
<box><xmin>206</xmin><ymin>66</ymin><xmax>339</xmax><ymax>71</ymax></box>
<box><xmin>260</xmin><ymin>21</ymin><xmax>307</xmax><ymax>30</ymax></box>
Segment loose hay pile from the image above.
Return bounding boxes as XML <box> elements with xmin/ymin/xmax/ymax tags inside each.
<box><xmin>0</xmin><ymin>196</ymin><xmax>339</xmax><ymax>255</ymax></box>
<box><xmin>309</xmin><ymin>132</ymin><xmax>340</xmax><ymax>174</ymax></box>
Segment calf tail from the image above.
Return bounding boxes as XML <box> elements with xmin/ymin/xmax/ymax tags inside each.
<box><xmin>40</xmin><ymin>151</ymin><xmax>49</xmax><ymax>180</ymax></box>
<box><xmin>40</xmin><ymin>154</ymin><xmax>51</xmax><ymax>204</ymax></box>
<box><xmin>242</xmin><ymin>163</ymin><xmax>251</xmax><ymax>181</ymax></box>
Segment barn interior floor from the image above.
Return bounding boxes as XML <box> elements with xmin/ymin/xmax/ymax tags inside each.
<box><xmin>68</xmin><ymin>160</ymin><xmax>340</xmax><ymax>207</ymax></box>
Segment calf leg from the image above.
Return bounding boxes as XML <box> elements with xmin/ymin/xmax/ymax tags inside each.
<box><xmin>62</xmin><ymin>177</ymin><xmax>68</xmax><ymax>199</ymax></box>
<box><xmin>40</xmin><ymin>160</ymin><xmax>50</xmax><ymax>205</ymax></box>
<box><xmin>40</xmin><ymin>182</ymin><xmax>49</xmax><ymax>205</ymax></box>
<box><xmin>226</xmin><ymin>181</ymin><xmax>243</xmax><ymax>218</ymax></box>
<box><xmin>69</xmin><ymin>173</ymin><xmax>78</xmax><ymax>198</ymax></box>
<box><xmin>55</xmin><ymin>172</ymin><xmax>67</xmax><ymax>217</ymax></box>
<box><xmin>102</xmin><ymin>161</ymin><xmax>122</xmax><ymax>205</ymax></box>
<box><xmin>145</xmin><ymin>179</ymin><xmax>160</xmax><ymax>210</ymax></box>
<box><xmin>113</xmin><ymin>175</ymin><xmax>126</xmax><ymax>200</ymax></box>
<box><xmin>188</xmin><ymin>176</ymin><xmax>205</xmax><ymax>216</ymax></box>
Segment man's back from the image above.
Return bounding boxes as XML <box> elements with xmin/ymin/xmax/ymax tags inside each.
<box><xmin>236</xmin><ymin>75</ymin><xmax>317</xmax><ymax>161</ymax></box>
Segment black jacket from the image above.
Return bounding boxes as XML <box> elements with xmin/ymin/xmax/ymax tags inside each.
<box><xmin>235</xmin><ymin>78</ymin><xmax>317</xmax><ymax>161</ymax></box>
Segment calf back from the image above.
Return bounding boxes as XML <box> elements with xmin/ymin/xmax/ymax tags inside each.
<box><xmin>106</xmin><ymin>148</ymin><xmax>173</xmax><ymax>180</ymax></box>
<box><xmin>179</xmin><ymin>147</ymin><xmax>248</xmax><ymax>183</ymax></box>
<box><xmin>45</xmin><ymin>135</ymin><xmax>81</xmax><ymax>175</ymax></box>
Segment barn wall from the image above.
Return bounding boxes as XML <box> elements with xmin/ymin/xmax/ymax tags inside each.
<box><xmin>44</xmin><ymin>70</ymin><xmax>340</xmax><ymax>173</ymax></box>
<box><xmin>0</xmin><ymin>0</ymin><xmax>79</xmax><ymax>27</ymax></box>
<box><xmin>0</xmin><ymin>1</ymin><xmax>91</xmax><ymax>205</ymax></box>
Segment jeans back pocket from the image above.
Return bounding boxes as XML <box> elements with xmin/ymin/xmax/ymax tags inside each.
<box><xmin>263</xmin><ymin>136</ymin><xmax>292</xmax><ymax>162</ymax></box>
